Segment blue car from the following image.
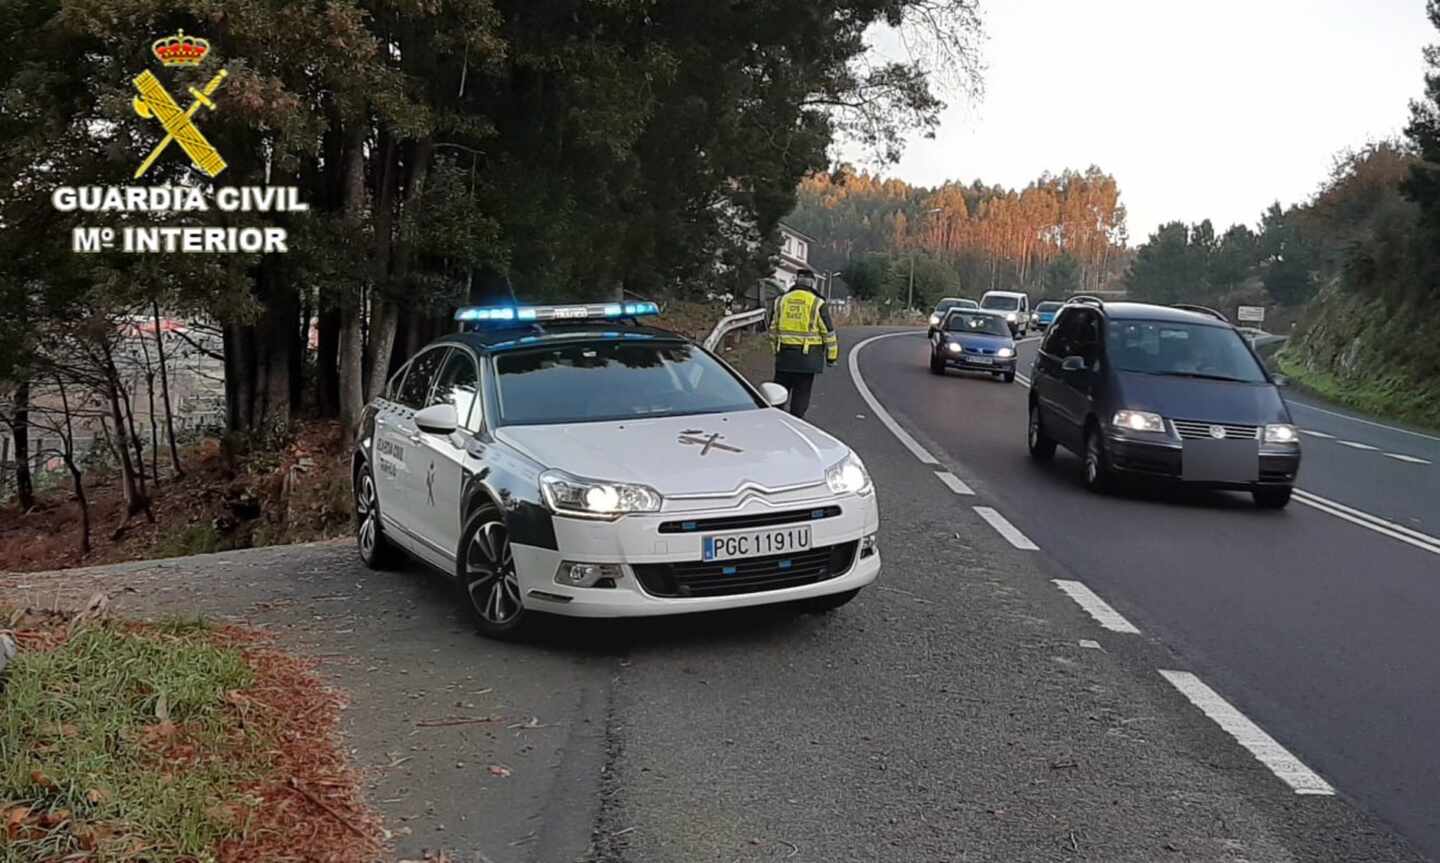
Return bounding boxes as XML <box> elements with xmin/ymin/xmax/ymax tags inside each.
<box><xmin>1031</xmin><ymin>301</ymin><xmax>1063</xmax><ymax>330</ymax></box>
<box><xmin>929</xmin><ymin>309</ymin><xmax>1018</xmax><ymax>383</ymax></box>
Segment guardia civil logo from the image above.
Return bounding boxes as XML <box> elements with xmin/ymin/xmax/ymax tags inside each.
<box><xmin>132</xmin><ymin>30</ymin><xmax>228</xmax><ymax>179</ymax></box>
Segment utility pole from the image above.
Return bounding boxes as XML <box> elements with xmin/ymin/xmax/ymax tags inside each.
<box><xmin>907</xmin><ymin>253</ymin><xmax>916</xmax><ymax>310</ymax></box>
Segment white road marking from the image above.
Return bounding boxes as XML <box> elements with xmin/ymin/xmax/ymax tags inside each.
<box><xmin>1299</xmin><ymin>429</ymin><xmax>1334</xmax><ymax>439</ymax></box>
<box><xmin>1158</xmin><ymin>670</ymin><xmax>1335</xmax><ymax>795</ymax></box>
<box><xmin>1051</xmin><ymin>579</ymin><xmax>1141</xmax><ymax>634</ymax></box>
<box><xmin>1385</xmin><ymin>453</ymin><xmax>1431</xmax><ymax>465</ymax></box>
<box><xmin>973</xmin><ymin>506</ymin><xmax>1039</xmax><ymax>550</ymax></box>
<box><xmin>1336</xmin><ymin>440</ymin><xmax>1378</xmax><ymax>451</ymax></box>
<box><xmin>1287</xmin><ymin>399</ymin><xmax>1440</xmax><ymax>444</ymax></box>
<box><xmin>848</xmin><ymin>332</ymin><xmax>939</xmax><ymax>465</ymax></box>
<box><xmin>1015</xmin><ymin>372</ymin><xmax>1032</xmax><ymax>388</ymax></box>
<box><xmin>1292</xmin><ymin>489</ymin><xmax>1440</xmax><ymax>556</ymax></box>
<box><xmin>1078</xmin><ymin>639</ymin><xmax>1102</xmax><ymax>649</ymax></box>
<box><xmin>934</xmin><ymin>471</ymin><xmax>975</xmax><ymax>495</ymax></box>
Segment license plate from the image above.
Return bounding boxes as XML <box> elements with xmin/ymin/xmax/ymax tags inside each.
<box><xmin>703</xmin><ymin>526</ymin><xmax>812</xmax><ymax>562</ymax></box>
<box><xmin>967</xmin><ymin>355</ymin><xmax>993</xmax><ymax>365</ymax></box>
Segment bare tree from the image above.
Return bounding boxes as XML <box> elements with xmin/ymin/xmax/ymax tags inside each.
<box><xmin>152</xmin><ymin>302</ymin><xmax>184</xmax><ymax>477</ymax></box>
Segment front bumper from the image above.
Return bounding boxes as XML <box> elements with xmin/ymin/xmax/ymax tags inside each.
<box><xmin>942</xmin><ymin>352</ymin><xmax>1017</xmax><ymax>373</ymax></box>
<box><xmin>1105</xmin><ymin>433</ymin><xmax>1301</xmax><ymax>489</ymax></box>
<box><xmin>510</xmin><ymin>491</ymin><xmax>881</xmax><ymax>617</ymax></box>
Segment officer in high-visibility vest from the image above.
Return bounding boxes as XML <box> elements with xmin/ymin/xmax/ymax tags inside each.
<box><xmin>769</xmin><ymin>269</ymin><xmax>839</xmax><ymax>419</ymax></box>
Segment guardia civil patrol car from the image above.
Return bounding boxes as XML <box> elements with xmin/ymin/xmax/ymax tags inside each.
<box><xmin>352</xmin><ymin>302</ymin><xmax>881</xmax><ymax>638</ymax></box>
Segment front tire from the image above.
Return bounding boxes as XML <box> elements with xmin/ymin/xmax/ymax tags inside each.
<box><xmin>1002</xmin><ymin>371</ymin><xmax>1015</xmax><ymax>383</ymax></box>
<box><xmin>456</xmin><ymin>505</ymin><xmax>530</xmax><ymax>639</ymax></box>
<box><xmin>1083</xmin><ymin>425</ymin><xmax>1113</xmax><ymax>493</ymax></box>
<box><xmin>929</xmin><ymin>352</ymin><xmax>945</xmax><ymax>375</ymax></box>
<box><xmin>355</xmin><ymin>465</ymin><xmax>400</xmax><ymax>569</ymax></box>
<box><xmin>1253</xmin><ymin>488</ymin><xmax>1293</xmax><ymax>509</ymax></box>
<box><xmin>1028</xmin><ymin>401</ymin><xmax>1057</xmax><ymax>461</ymax></box>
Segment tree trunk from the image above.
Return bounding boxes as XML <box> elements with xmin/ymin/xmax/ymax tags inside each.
<box><xmin>316</xmin><ymin>307</ymin><xmax>340</xmax><ymax>417</ymax></box>
<box><xmin>136</xmin><ymin>332</ymin><xmax>159</xmax><ymax>483</ymax></box>
<box><xmin>12</xmin><ymin>380</ymin><xmax>34</xmax><ymax>510</ymax></box>
<box><xmin>102</xmin><ymin>347</ymin><xmax>151</xmax><ymax>526</ymax></box>
<box><xmin>56</xmin><ymin>376</ymin><xmax>90</xmax><ymax>555</ymax></box>
<box><xmin>152</xmin><ymin>302</ymin><xmax>184</xmax><ymax>477</ymax></box>
<box><xmin>338</xmin><ymin>121</ymin><xmax>369</xmax><ymax>431</ymax></box>
<box><xmin>121</xmin><ymin>379</ymin><xmax>149</xmax><ymax>501</ymax></box>
<box><xmin>257</xmin><ymin>258</ymin><xmax>297</xmax><ymax>432</ymax></box>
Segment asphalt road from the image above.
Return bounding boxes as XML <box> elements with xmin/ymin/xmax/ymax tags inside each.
<box><xmin>4</xmin><ymin>327</ymin><xmax>1432</xmax><ymax>862</ymax></box>
<box><xmin>854</xmin><ymin>328</ymin><xmax>1440</xmax><ymax>860</ymax></box>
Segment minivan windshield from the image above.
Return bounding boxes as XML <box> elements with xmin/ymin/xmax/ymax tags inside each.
<box><xmin>981</xmin><ymin>294</ymin><xmax>1021</xmax><ymax>311</ymax></box>
<box><xmin>1106</xmin><ymin>321</ymin><xmax>1269</xmax><ymax>384</ymax></box>
<box><xmin>492</xmin><ymin>340</ymin><xmax>761</xmax><ymax>425</ymax></box>
<box><xmin>946</xmin><ymin>313</ymin><xmax>1011</xmax><ymax>336</ymax></box>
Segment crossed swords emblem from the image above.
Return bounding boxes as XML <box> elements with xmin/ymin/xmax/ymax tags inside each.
<box><xmin>132</xmin><ymin>68</ymin><xmax>229</xmax><ymax>179</ymax></box>
<box><xmin>678</xmin><ymin>430</ymin><xmax>742</xmax><ymax>455</ymax></box>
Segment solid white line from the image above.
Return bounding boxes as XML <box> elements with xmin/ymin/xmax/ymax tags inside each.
<box><xmin>934</xmin><ymin>471</ymin><xmax>975</xmax><ymax>495</ymax></box>
<box><xmin>1385</xmin><ymin>453</ymin><xmax>1431</xmax><ymax>465</ymax></box>
<box><xmin>1336</xmin><ymin>440</ymin><xmax>1378</xmax><ymax>451</ymax></box>
<box><xmin>849</xmin><ymin>332</ymin><xmax>940</xmax><ymax>465</ymax></box>
<box><xmin>1051</xmin><ymin>579</ymin><xmax>1141</xmax><ymax>634</ymax></box>
<box><xmin>1299</xmin><ymin>429</ymin><xmax>1334</xmax><ymax>439</ymax></box>
<box><xmin>1293</xmin><ymin>489</ymin><xmax>1440</xmax><ymax>553</ymax></box>
<box><xmin>973</xmin><ymin>506</ymin><xmax>1039</xmax><ymax>550</ymax></box>
<box><xmin>1014</xmin><ymin>372</ymin><xmax>1032</xmax><ymax>388</ymax></box>
<box><xmin>1286</xmin><ymin>399</ymin><xmax>1440</xmax><ymax>444</ymax></box>
<box><xmin>1158</xmin><ymin>670</ymin><xmax>1335</xmax><ymax>795</ymax></box>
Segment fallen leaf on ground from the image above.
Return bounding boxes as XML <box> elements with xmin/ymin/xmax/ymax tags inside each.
<box><xmin>30</xmin><ymin>770</ymin><xmax>56</xmax><ymax>789</ymax></box>
<box><xmin>5</xmin><ymin>807</ymin><xmax>31</xmax><ymax>840</ymax></box>
<box><xmin>486</xmin><ymin>765</ymin><xmax>512</xmax><ymax>778</ymax></box>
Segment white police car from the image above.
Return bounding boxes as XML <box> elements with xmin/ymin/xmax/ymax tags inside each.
<box><xmin>352</xmin><ymin>302</ymin><xmax>881</xmax><ymax>638</ymax></box>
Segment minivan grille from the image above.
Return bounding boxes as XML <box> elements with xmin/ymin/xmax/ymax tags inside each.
<box><xmin>1173</xmin><ymin>420</ymin><xmax>1260</xmax><ymax>441</ymax></box>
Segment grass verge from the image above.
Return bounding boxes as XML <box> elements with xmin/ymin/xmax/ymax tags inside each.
<box><xmin>1276</xmin><ymin>351</ymin><xmax>1440</xmax><ymax>433</ymax></box>
<box><xmin>0</xmin><ymin>604</ymin><xmax>381</xmax><ymax>862</ymax></box>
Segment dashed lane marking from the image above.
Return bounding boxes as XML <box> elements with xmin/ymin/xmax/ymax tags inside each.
<box><xmin>973</xmin><ymin>506</ymin><xmax>1039</xmax><ymax>550</ymax></box>
<box><xmin>1300</xmin><ymin>429</ymin><xmax>1333</xmax><ymax>439</ymax></box>
<box><xmin>1385</xmin><ymin>453</ymin><xmax>1431</xmax><ymax>465</ymax></box>
<box><xmin>934</xmin><ymin>471</ymin><xmax>975</xmax><ymax>495</ymax></box>
<box><xmin>1052</xmin><ymin>579</ymin><xmax>1141</xmax><ymax>634</ymax></box>
<box><xmin>1287</xmin><ymin>399</ymin><xmax>1440</xmax><ymax>444</ymax></box>
<box><xmin>1159</xmin><ymin>670</ymin><xmax>1336</xmax><ymax>795</ymax></box>
<box><xmin>849</xmin><ymin>332</ymin><xmax>940</xmax><ymax>465</ymax></box>
<box><xmin>1336</xmin><ymin>440</ymin><xmax>1379</xmax><ymax>451</ymax></box>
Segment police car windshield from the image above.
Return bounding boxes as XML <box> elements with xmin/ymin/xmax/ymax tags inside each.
<box><xmin>492</xmin><ymin>340</ymin><xmax>762</xmax><ymax>425</ymax></box>
<box><xmin>1106</xmin><ymin>321</ymin><xmax>1268</xmax><ymax>384</ymax></box>
<box><xmin>981</xmin><ymin>295</ymin><xmax>1021</xmax><ymax>311</ymax></box>
<box><xmin>946</xmin><ymin>314</ymin><xmax>1010</xmax><ymax>336</ymax></box>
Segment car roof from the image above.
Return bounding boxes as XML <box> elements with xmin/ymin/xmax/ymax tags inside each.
<box><xmin>945</xmin><ymin>307</ymin><xmax>1006</xmax><ymax>319</ymax></box>
<box><xmin>1084</xmin><ymin>302</ymin><xmax>1233</xmax><ymax>327</ymax></box>
<box><xmin>935</xmin><ymin>297</ymin><xmax>974</xmax><ymax>305</ymax></box>
<box><xmin>982</xmin><ymin>290</ymin><xmax>1026</xmax><ymax>298</ymax></box>
<box><xmin>433</xmin><ymin>322</ymin><xmax>688</xmax><ymax>354</ymax></box>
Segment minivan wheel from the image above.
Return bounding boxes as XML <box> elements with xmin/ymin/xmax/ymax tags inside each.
<box><xmin>1028</xmin><ymin>401</ymin><xmax>1057</xmax><ymax>461</ymax></box>
<box><xmin>1083</xmin><ymin>426</ymin><xmax>1112</xmax><ymax>493</ymax></box>
<box><xmin>355</xmin><ymin>465</ymin><xmax>400</xmax><ymax>569</ymax></box>
<box><xmin>1253</xmin><ymin>487</ymin><xmax>1293</xmax><ymax>509</ymax></box>
<box><xmin>456</xmin><ymin>505</ymin><xmax>530</xmax><ymax>639</ymax></box>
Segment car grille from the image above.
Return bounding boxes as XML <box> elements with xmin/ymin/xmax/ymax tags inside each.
<box><xmin>963</xmin><ymin>345</ymin><xmax>998</xmax><ymax>355</ymax></box>
<box><xmin>657</xmin><ymin>506</ymin><xmax>842</xmax><ymax>534</ymax></box>
<box><xmin>632</xmin><ymin>541</ymin><xmax>858</xmax><ymax>598</ymax></box>
<box><xmin>1172</xmin><ymin>420</ymin><xmax>1261</xmax><ymax>441</ymax></box>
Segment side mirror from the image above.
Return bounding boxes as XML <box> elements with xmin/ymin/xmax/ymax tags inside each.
<box><xmin>759</xmin><ymin>382</ymin><xmax>789</xmax><ymax>407</ymax></box>
<box><xmin>415</xmin><ymin>403</ymin><xmax>459</xmax><ymax>435</ymax></box>
<box><xmin>1061</xmin><ymin>355</ymin><xmax>1087</xmax><ymax>372</ymax></box>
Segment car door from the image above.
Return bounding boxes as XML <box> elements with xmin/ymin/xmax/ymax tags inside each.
<box><xmin>412</xmin><ymin>347</ymin><xmax>483</xmax><ymax>558</ymax></box>
<box><xmin>1034</xmin><ymin>309</ymin><xmax>1077</xmax><ymax>443</ymax></box>
<box><xmin>386</xmin><ymin>345</ymin><xmax>451</xmax><ymax>541</ymax></box>
<box><xmin>1056</xmin><ymin>309</ymin><xmax>1102</xmax><ymax>444</ymax></box>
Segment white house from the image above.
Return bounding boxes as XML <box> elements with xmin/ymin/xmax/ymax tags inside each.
<box><xmin>773</xmin><ymin>222</ymin><xmax>815</xmax><ymax>289</ymax></box>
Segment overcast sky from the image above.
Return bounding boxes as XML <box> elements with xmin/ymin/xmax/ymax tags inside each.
<box><xmin>869</xmin><ymin>0</ymin><xmax>1433</xmax><ymax>244</ymax></box>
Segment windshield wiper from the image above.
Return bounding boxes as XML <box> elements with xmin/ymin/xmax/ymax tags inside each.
<box><xmin>1147</xmin><ymin>370</ymin><xmax>1250</xmax><ymax>383</ymax></box>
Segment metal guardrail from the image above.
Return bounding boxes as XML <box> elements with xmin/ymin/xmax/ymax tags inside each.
<box><xmin>703</xmin><ymin>306</ymin><xmax>767</xmax><ymax>351</ymax></box>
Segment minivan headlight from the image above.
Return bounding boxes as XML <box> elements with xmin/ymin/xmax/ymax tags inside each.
<box><xmin>1264</xmin><ymin>423</ymin><xmax>1299</xmax><ymax>444</ymax></box>
<box><xmin>826</xmin><ymin>453</ymin><xmax>872</xmax><ymax>496</ymax></box>
<box><xmin>1113</xmin><ymin>410</ymin><xmax>1165</xmax><ymax>433</ymax></box>
<box><xmin>540</xmin><ymin>470</ymin><xmax>662</xmax><ymax>518</ymax></box>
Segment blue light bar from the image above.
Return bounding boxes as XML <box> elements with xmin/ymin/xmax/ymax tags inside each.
<box><xmin>454</xmin><ymin>301</ymin><xmax>660</xmax><ymax>327</ymax></box>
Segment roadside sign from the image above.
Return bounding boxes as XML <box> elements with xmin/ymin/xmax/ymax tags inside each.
<box><xmin>1237</xmin><ymin>305</ymin><xmax>1265</xmax><ymax>323</ymax></box>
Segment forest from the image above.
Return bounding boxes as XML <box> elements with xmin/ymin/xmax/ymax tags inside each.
<box><xmin>0</xmin><ymin>0</ymin><xmax>984</xmax><ymax>549</ymax></box>
<box><xmin>783</xmin><ymin>164</ymin><xmax>1131</xmax><ymax>307</ymax></box>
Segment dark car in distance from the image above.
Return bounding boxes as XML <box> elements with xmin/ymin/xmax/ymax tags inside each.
<box><xmin>930</xmin><ymin>309</ymin><xmax>1018</xmax><ymax>382</ymax></box>
<box><xmin>1026</xmin><ymin>300</ymin><xmax>1300</xmax><ymax>508</ymax></box>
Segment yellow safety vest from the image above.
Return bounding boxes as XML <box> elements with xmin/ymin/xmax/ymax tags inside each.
<box><xmin>770</xmin><ymin>289</ymin><xmax>838</xmax><ymax>362</ymax></box>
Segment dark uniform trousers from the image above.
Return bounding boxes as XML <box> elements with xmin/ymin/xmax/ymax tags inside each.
<box><xmin>774</xmin><ymin>367</ymin><xmax>816</xmax><ymax>418</ymax></box>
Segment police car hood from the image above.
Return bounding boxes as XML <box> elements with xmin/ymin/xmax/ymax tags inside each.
<box><xmin>495</xmin><ymin>410</ymin><xmax>849</xmax><ymax>494</ymax></box>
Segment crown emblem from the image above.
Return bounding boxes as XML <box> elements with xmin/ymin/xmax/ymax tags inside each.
<box><xmin>151</xmin><ymin>30</ymin><xmax>210</xmax><ymax>67</ymax></box>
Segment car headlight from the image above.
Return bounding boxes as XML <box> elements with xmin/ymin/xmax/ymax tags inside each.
<box><xmin>1030</xmin><ymin>313</ymin><xmax>1039</xmax><ymax>322</ymax></box>
<box><xmin>1006</xmin><ymin>312</ymin><xmax>1018</xmax><ymax>322</ymax></box>
<box><xmin>1264</xmin><ymin>423</ymin><xmax>1299</xmax><ymax>444</ymax></box>
<box><xmin>946</xmin><ymin>341</ymin><xmax>962</xmax><ymax>353</ymax></box>
<box><xmin>929</xmin><ymin>314</ymin><xmax>941</xmax><ymax>326</ymax></box>
<box><xmin>997</xmin><ymin>347</ymin><xmax>1015</xmax><ymax>358</ymax></box>
<box><xmin>825</xmin><ymin>453</ymin><xmax>872</xmax><ymax>496</ymax></box>
<box><xmin>1112</xmin><ymin>410</ymin><xmax>1165</xmax><ymax>433</ymax></box>
<box><xmin>540</xmin><ymin>470</ymin><xmax>662</xmax><ymax>519</ymax></box>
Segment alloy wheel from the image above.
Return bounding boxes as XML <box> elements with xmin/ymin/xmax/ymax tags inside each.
<box><xmin>357</xmin><ymin>474</ymin><xmax>378</xmax><ymax>559</ymax></box>
<box><xmin>465</xmin><ymin>520</ymin><xmax>522</xmax><ymax>625</ymax></box>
